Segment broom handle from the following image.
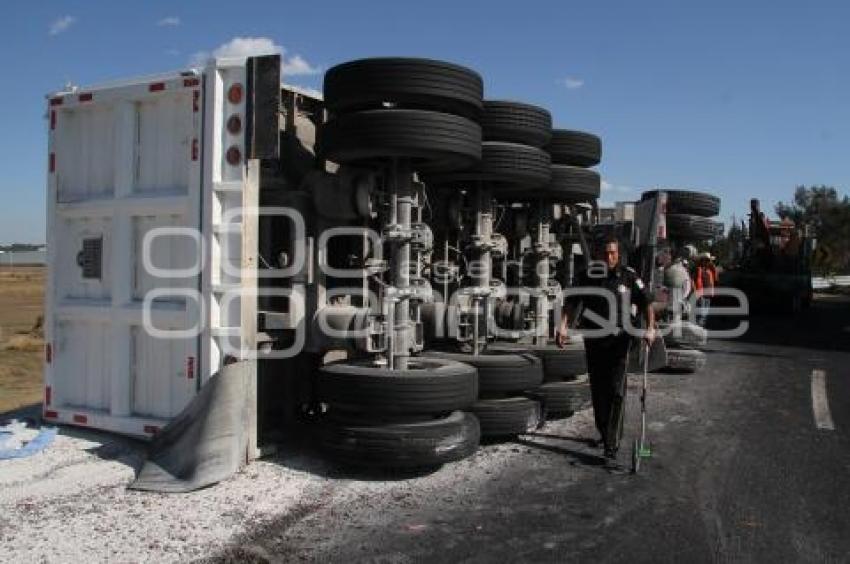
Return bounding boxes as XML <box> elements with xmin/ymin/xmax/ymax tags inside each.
<box><xmin>641</xmin><ymin>342</ymin><xmax>649</xmax><ymax>445</ymax></box>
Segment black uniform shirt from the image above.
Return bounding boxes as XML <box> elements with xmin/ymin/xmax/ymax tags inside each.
<box><xmin>566</xmin><ymin>264</ymin><xmax>651</xmax><ymax>331</ymax></box>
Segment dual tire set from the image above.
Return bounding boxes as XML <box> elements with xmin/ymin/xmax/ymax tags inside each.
<box><xmin>424</xmin><ymin>350</ymin><xmax>544</xmax><ymax>438</ymax></box>
<box><xmin>315</xmin><ymin>345</ymin><xmax>589</xmax><ymax>466</ymax></box>
<box><xmin>645</xmin><ymin>189</ymin><xmax>720</xmax><ymax>373</ymax></box>
<box><xmin>532</xmin><ymin>128</ymin><xmax>603</xmax><ymax>203</ymax></box>
<box><xmin>312</xmin><ymin>57</ymin><xmax>599</xmax><ymax>469</ymax></box>
<box><xmin>428</xmin><ymin>100</ymin><xmax>552</xmax><ymax>191</ymax></box>
<box><xmin>315</xmin><ymin>358</ymin><xmax>481</xmax><ymax>469</ymax></box>
<box><xmin>315</xmin><ymin>58</ymin><xmax>490</xmax><ymax>469</ymax></box>
<box><xmin>319</xmin><ymin>58</ymin><xmax>485</xmax><ymax>174</ymax></box>
<box><xmin>427</xmin><ymin>100</ymin><xmax>603</xmax><ymax>204</ymax></box>
<box><xmin>422</xmin><ymin>91</ymin><xmax>599</xmax><ymax>438</ymax></box>
<box><xmin>454</xmin><ymin>98</ymin><xmax>599</xmax><ymax>426</ymax></box>
<box><xmin>419</xmin><ymin>339</ymin><xmax>591</xmax><ymax>442</ymax></box>
<box><xmin>642</xmin><ymin>189</ymin><xmax>722</xmax><ymax>242</ymax></box>
<box><xmin>659</xmin><ymin>319</ymin><xmax>708</xmax><ymax>373</ymax></box>
<box><xmin>490</xmin><ymin>339</ymin><xmax>591</xmax><ymax>419</ymax></box>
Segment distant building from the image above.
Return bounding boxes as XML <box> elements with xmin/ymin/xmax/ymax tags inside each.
<box><xmin>598</xmin><ymin>206</ymin><xmax>616</xmax><ymax>224</ymax></box>
<box><xmin>598</xmin><ymin>201</ymin><xmax>635</xmax><ymax>224</ymax></box>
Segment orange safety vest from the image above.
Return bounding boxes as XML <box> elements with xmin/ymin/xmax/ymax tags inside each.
<box><xmin>695</xmin><ymin>264</ymin><xmax>716</xmax><ymax>297</ymax></box>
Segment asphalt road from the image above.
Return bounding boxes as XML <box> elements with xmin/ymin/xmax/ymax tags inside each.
<box><xmin>222</xmin><ymin>295</ymin><xmax>850</xmax><ymax>563</ymax></box>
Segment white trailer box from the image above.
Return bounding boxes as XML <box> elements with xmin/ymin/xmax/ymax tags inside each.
<box><xmin>42</xmin><ymin>57</ymin><xmax>286</xmax><ymax>440</ymax></box>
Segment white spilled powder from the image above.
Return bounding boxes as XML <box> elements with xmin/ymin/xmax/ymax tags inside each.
<box><xmin>0</xmin><ymin>408</ymin><xmax>597</xmax><ymax>562</ymax></box>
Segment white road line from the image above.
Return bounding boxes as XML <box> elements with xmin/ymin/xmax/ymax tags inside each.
<box><xmin>811</xmin><ymin>369</ymin><xmax>835</xmax><ymax>431</ymax></box>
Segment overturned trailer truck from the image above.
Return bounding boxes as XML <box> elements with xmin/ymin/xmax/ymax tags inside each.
<box><xmin>44</xmin><ymin>54</ymin><xmax>482</xmax><ymax>466</ymax></box>
<box><xmin>43</xmin><ymin>55</ymin><xmax>604</xmax><ymax>475</ymax></box>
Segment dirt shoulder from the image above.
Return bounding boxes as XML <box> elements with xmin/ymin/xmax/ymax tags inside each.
<box><xmin>0</xmin><ymin>266</ymin><xmax>45</xmax><ymax>413</ymax></box>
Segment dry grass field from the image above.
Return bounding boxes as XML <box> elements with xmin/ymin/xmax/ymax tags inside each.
<box><xmin>0</xmin><ymin>266</ymin><xmax>45</xmax><ymax>414</ymax></box>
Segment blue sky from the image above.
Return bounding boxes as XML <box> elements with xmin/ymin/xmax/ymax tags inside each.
<box><xmin>1</xmin><ymin>0</ymin><xmax>848</xmax><ymax>243</ymax></box>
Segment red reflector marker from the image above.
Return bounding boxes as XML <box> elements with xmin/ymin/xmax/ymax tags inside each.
<box><xmin>78</xmin><ymin>92</ymin><xmax>93</xmax><ymax>102</ymax></box>
<box><xmin>49</xmin><ymin>153</ymin><xmax>56</xmax><ymax>173</ymax></box>
<box><xmin>49</xmin><ymin>97</ymin><xmax>63</xmax><ymax>106</ymax></box>
<box><xmin>149</xmin><ymin>82</ymin><xmax>166</xmax><ymax>92</ymax></box>
<box><xmin>226</xmin><ymin>146</ymin><xmax>241</xmax><ymax>166</ymax></box>
<box><xmin>73</xmin><ymin>414</ymin><xmax>88</xmax><ymax>424</ymax></box>
<box><xmin>227</xmin><ymin>114</ymin><xmax>242</xmax><ymax>135</ymax></box>
<box><xmin>46</xmin><ymin>342</ymin><xmax>52</xmax><ymax>363</ymax></box>
<box><xmin>50</xmin><ymin>111</ymin><xmax>56</xmax><ymax>130</ymax></box>
<box><xmin>45</xmin><ymin>386</ymin><xmax>52</xmax><ymax>406</ymax></box>
<box><xmin>228</xmin><ymin>83</ymin><xmax>243</xmax><ymax>104</ymax></box>
<box><xmin>186</xmin><ymin>356</ymin><xmax>195</xmax><ymax>379</ymax></box>
<box><xmin>144</xmin><ymin>425</ymin><xmax>160</xmax><ymax>435</ymax></box>
<box><xmin>44</xmin><ymin>410</ymin><xmax>58</xmax><ymax>419</ymax></box>
<box><xmin>191</xmin><ymin>139</ymin><xmax>199</xmax><ymax>161</ymax></box>
<box><xmin>193</xmin><ymin>90</ymin><xmax>200</xmax><ymax>112</ymax></box>
<box><xmin>184</xmin><ymin>78</ymin><xmax>200</xmax><ymax>87</ymax></box>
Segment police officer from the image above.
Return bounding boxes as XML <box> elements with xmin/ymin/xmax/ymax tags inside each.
<box><xmin>556</xmin><ymin>235</ymin><xmax>655</xmax><ymax>466</ymax></box>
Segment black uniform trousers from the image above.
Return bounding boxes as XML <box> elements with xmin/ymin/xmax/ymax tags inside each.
<box><xmin>584</xmin><ymin>332</ymin><xmax>632</xmax><ymax>452</ymax></box>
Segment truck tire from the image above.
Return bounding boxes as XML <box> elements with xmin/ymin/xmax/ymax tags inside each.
<box><xmin>662</xmin><ymin>321</ymin><xmax>708</xmax><ymax>348</ymax></box>
<box><xmin>319</xmin><ymin>109</ymin><xmax>481</xmax><ymax>173</ymax></box>
<box><xmin>665</xmin><ymin>213</ymin><xmax>719</xmax><ymax>241</ymax></box>
<box><xmin>481</xmin><ymin>100</ymin><xmax>552</xmax><ymax>148</ymax></box>
<box><xmin>317</xmin><ymin>410</ymin><xmax>480</xmax><ymax>469</ymax></box>
<box><xmin>661</xmin><ymin>347</ymin><xmax>707</xmax><ymax>373</ymax></box>
<box><xmin>426</xmin><ymin>141</ymin><xmax>551</xmax><ymax>188</ymax></box>
<box><xmin>546</xmin><ymin>129</ymin><xmax>602</xmax><ymax>167</ymax></box>
<box><xmin>470</xmin><ymin>397</ymin><xmax>542</xmax><ymax>438</ymax></box>
<box><xmin>497</xmin><ymin>165</ymin><xmax>600</xmax><ymax>202</ymax></box>
<box><xmin>422</xmin><ymin>350</ymin><xmax>544</xmax><ymax>395</ymax></box>
<box><xmin>546</xmin><ymin>165</ymin><xmax>601</xmax><ymax>201</ymax></box>
<box><xmin>643</xmin><ymin>190</ymin><xmax>720</xmax><ymax>217</ymax></box>
<box><xmin>488</xmin><ymin>341</ymin><xmax>587</xmax><ymax>382</ymax></box>
<box><xmin>542</xmin><ymin>346</ymin><xmax>587</xmax><ymax>381</ymax></box>
<box><xmin>323</xmin><ymin>58</ymin><xmax>484</xmax><ymax>119</ymax></box>
<box><xmin>535</xmin><ymin>375</ymin><xmax>591</xmax><ymax>417</ymax></box>
<box><xmin>317</xmin><ymin>358</ymin><xmax>477</xmax><ymax>415</ymax></box>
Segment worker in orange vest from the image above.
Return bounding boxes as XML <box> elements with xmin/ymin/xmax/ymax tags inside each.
<box><xmin>694</xmin><ymin>252</ymin><xmax>717</xmax><ymax>326</ymax></box>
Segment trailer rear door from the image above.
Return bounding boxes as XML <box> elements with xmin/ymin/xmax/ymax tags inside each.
<box><xmin>44</xmin><ymin>73</ymin><xmax>205</xmax><ymax>437</ymax></box>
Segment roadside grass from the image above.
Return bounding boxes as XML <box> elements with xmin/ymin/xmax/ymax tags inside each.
<box><xmin>3</xmin><ymin>334</ymin><xmax>43</xmax><ymax>352</ymax></box>
<box><xmin>0</xmin><ymin>266</ymin><xmax>45</xmax><ymax>414</ymax></box>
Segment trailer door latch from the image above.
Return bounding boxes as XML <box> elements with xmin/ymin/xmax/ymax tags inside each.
<box><xmin>76</xmin><ymin>237</ymin><xmax>103</xmax><ymax>279</ymax></box>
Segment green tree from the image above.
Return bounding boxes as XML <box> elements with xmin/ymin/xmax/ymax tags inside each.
<box><xmin>710</xmin><ymin>215</ymin><xmax>744</xmax><ymax>265</ymax></box>
<box><xmin>775</xmin><ymin>185</ymin><xmax>850</xmax><ymax>274</ymax></box>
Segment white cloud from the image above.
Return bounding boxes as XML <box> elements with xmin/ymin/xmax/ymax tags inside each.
<box><xmin>600</xmin><ymin>180</ymin><xmax>637</xmax><ymax>206</ymax></box>
<box><xmin>216</xmin><ymin>36</ymin><xmax>282</xmax><ymax>59</ymax></box>
<box><xmin>188</xmin><ymin>51</ymin><xmax>210</xmax><ymax>67</ymax></box>
<box><xmin>602</xmin><ymin>180</ymin><xmax>632</xmax><ymax>193</ymax></box>
<box><xmin>558</xmin><ymin>76</ymin><xmax>585</xmax><ymax>90</ymax></box>
<box><xmin>188</xmin><ymin>36</ymin><xmax>320</xmax><ymax>75</ymax></box>
<box><xmin>282</xmin><ymin>54</ymin><xmax>320</xmax><ymax>76</ymax></box>
<box><xmin>49</xmin><ymin>15</ymin><xmax>76</xmax><ymax>36</ymax></box>
<box><xmin>157</xmin><ymin>16</ymin><xmax>181</xmax><ymax>27</ymax></box>
<box><xmin>189</xmin><ymin>36</ymin><xmax>279</xmax><ymax>67</ymax></box>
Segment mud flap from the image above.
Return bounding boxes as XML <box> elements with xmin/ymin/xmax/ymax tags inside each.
<box><xmin>129</xmin><ymin>361</ymin><xmax>256</xmax><ymax>493</ymax></box>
